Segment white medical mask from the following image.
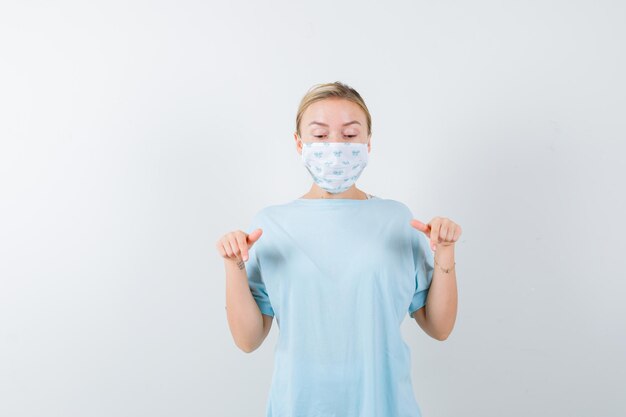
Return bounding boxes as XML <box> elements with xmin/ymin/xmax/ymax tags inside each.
<box><xmin>300</xmin><ymin>140</ymin><xmax>369</xmax><ymax>194</ymax></box>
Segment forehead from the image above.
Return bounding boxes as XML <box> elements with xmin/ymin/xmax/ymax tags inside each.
<box><xmin>302</xmin><ymin>98</ymin><xmax>366</xmax><ymax>124</ymax></box>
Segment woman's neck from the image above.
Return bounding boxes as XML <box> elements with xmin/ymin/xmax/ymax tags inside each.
<box><xmin>299</xmin><ymin>186</ymin><xmax>369</xmax><ymax>200</ymax></box>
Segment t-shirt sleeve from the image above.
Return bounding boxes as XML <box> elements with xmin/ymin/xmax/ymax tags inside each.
<box><xmin>408</xmin><ymin>224</ymin><xmax>435</xmax><ymax>318</ymax></box>
<box><xmin>245</xmin><ymin>212</ymin><xmax>275</xmax><ymax>317</ymax></box>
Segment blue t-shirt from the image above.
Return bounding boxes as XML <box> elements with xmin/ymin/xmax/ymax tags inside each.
<box><xmin>245</xmin><ymin>195</ymin><xmax>434</xmax><ymax>417</ymax></box>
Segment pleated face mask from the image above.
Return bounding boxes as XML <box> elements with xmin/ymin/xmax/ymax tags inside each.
<box><xmin>300</xmin><ymin>141</ymin><xmax>369</xmax><ymax>194</ymax></box>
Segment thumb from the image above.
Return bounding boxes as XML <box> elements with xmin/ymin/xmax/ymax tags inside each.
<box><xmin>410</xmin><ymin>219</ymin><xmax>430</xmax><ymax>235</ymax></box>
<box><xmin>247</xmin><ymin>228</ymin><xmax>263</xmax><ymax>247</ymax></box>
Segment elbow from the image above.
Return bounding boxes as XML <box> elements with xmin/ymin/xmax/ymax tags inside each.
<box><xmin>432</xmin><ymin>327</ymin><xmax>454</xmax><ymax>341</ymax></box>
<box><xmin>234</xmin><ymin>334</ymin><xmax>261</xmax><ymax>353</ymax></box>
<box><xmin>433</xmin><ymin>332</ymin><xmax>449</xmax><ymax>341</ymax></box>
<box><xmin>230</xmin><ymin>316</ymin><xmax>267</xmax><ymax>354</ymax></box>
<box><xmin>237</xmin><ymin>341</ymin><xmax>258</xmax><ymax>353</ymax></box>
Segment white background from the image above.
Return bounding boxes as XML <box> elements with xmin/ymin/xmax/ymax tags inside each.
<box><xmin>1</xmin><ymin>1</ymin><xmax>625</xmax><ymax>416</ymax></box>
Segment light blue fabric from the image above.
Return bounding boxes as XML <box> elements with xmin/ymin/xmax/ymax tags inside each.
<box><xmin>245</xmin><ymin>195</ymin><xmax>434</xmax><ymax>417</ymax></box>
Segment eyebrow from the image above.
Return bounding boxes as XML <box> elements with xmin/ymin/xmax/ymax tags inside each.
<box><xmin>308</xmin><ymin>120</ymin><xmax>361</xmax><ymax>127</ymax></box>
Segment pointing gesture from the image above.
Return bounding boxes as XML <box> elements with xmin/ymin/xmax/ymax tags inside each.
<box><xmin>410</xmin><ymin>217</ymin><xmax>462</xmax><ymax>252</ymax></box>
<box><xmin>216</xmin><ymin>227</ymin><xmax>263</xmax><ymax>262</ymax></box>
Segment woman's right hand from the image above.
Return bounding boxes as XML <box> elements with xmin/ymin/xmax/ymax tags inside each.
<box><xmin>221</xmin><ymin>227</ymin><xmax>270</xmax><ymax>352</ymax></box>
<box><xmin>216</xmin><ymin>228</ymin><xmax>263</xmax><ymax>262</ymax></box>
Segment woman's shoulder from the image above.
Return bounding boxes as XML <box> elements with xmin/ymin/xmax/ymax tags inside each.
<box><xmin>248</xmin><ymin>200</ymin><xmax>300</xmax><ymax>222</ymax></box>
<box><xmin>366</xmin><ymin>194</ymin><xmax>410</xmax><ymax>209</ymax></box>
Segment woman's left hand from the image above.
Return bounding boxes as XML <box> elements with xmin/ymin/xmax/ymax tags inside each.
<box><xmin>410</xmin><ymin>217</ymin><xmax>462</xmax><ymax>252</ymax></box>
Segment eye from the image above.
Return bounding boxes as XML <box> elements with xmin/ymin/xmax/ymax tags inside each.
<box><xmin>345</xmin><ymin>135</ymin><xmax>357</xmax><ymax>138</ymax></box>
<box><xmin>314</xmin><ymin>135</ymin><xmax>327</xmax><ymax>138</ymax></box>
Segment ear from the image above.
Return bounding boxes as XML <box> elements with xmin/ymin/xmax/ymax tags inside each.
<box><xmin>294</xmin><ymin>132</ymin><xmax>302</xmax><ymax>155</ymax></box>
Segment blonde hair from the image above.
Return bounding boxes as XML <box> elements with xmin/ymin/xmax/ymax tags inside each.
<box><xmin>295</xmin><ymin>81</ymin><xmax>372</xmax><ymax>138</ymax></box>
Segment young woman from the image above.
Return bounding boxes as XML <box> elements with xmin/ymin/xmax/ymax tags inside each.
<box><xmin>217</xmin><ymin>81</ymin><xmax>461</xmax><ymax>417</ymax></box>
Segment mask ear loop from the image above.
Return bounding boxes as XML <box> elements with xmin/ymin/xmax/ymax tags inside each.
<box><xmin>297</xmin><ymin>134</ymin><xmax>307</xmax><ymax>149</ymax></box>
<box><xmin>298</xmin><ymin>135</ymin><xmax>310</xmax><ymax>165</ymax></box>
<box><xmin>296</xmin><ymin>134</ymin><xmax>304</xmax><ymax>159</ymax></box>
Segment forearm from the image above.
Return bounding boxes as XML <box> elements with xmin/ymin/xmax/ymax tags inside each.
<box><xmin>424</xmin><ymin>244</ymin><xmax>458</xmax><ymax>340</ymax></box>
<box><xmin>225</xmin><ymin>258</ymin><xmax>265</xmax><ymax>352</ymax></box>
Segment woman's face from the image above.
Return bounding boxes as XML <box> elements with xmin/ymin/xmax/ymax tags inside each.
<box><xmin>295</xmin><ymin>98</ymin><xmax>371</xmax><ymax>155</ymax></box>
